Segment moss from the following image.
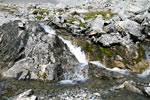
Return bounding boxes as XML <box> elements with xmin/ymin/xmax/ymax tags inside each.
<box><xmin>68</xmin><ymin>17</ymin><xmax>86</xmax><ymax>27</ymax></box>
<box><xmin>41</xmin><ymin>72</ymin><xmax>47</xmax><ymax>81</ymax></box>
<box><xmin>83</xmin><ymin>10</ymin><xmax>117</xmax><ymax>20</ymax></box>
<box><xmin>134</xmin><ymin>45</ymin><xmax>145</xmax><ymax>63</ymax></box>
<box><xmin>104</xmin><ymin>50</ymin><xmax>115</xmax><ymax>57</ymax></box>
<box><xmin>35</xmin><ymin>16</ymin><xmax>45</xmax><ymax>20</ymax></box>
<box><xmin>48</xmin><ymin>17</ymin><xmax>51</xmax><ymax>20</ymax></box>
<box><xmin>98</xmin><ymin>46</ymin><xmax>115</xmax><ymax>57</ymax></box>
<box><xmin>70</xmin><ymin>11</ymin><xmax>80</xmax><ymax>16</ymax></box>
<box><xmin>33</xmin><ymin>9</ymin><xmax>49</xmax><ymax>15</ymax></box>
<box><xmin>3</xmin><ymin>91</ymin><xmax>13</xmax><ymax>97</ymax></box>
<box><xmin>85</xmin><ymin>42</ymin><xmax>92</xmax><ymax>52</ymax></box>
<box><xmin>0</xmin><ymin>6</ymin><xmax>16</xmax><ymax>12</ymax></box>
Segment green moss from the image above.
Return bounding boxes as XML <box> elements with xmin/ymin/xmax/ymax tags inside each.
<box><xmin>0</xmin><ymin>6</ymin><xmax>16</xmax><ymax>12</ymax></box>
<box><xmin>68</xmin><ymin>17</ymin><xmax>86</xmax><ymax>27</ymax></box>
<box><xmin>33</xmin><ymin>10</ymin><xmax>49</xmax><ymax>15</ymax></box>
<box><xmin>70</xmin><ymin>11</ymin><xmax>80</xmax><ymax>16</ymax></box>
<box><xmin>85</xmin><ymin>42</ymin><xmax>92</xmax><ymax>52</ymax></box>
<box><xmin>98</xmin><ymin>46</ymin><xmax>115</xmax><ymax>57</ymax></box>
<box><xmin>41</xmin><ymin>72</ymin><xmax>47</xmax><ymax>81</ymax></box>
<box><xmin>104</xmin><ymin>50</ymin><xmax>115</xmax><ymax>57</ymax></box>
<box><xmin>83</xmin><ymin>10</ymin><xmax>117</xmax><ymax>20</ymax></box>
<box><xmin>98</xmin><ymin>46</ymin><xmax>104</xmax><ymax>59</ymax></box>
<box><xmin>48</xmin><ymin>17</ymin><xmax>51</xmax><ymax>20</ymax></box>
<box><xmin>134</xmin><ymin>45</ymin><xmax>145</xmax><ymax>63</ymax></box>
<box><xmin>35</xmin><ymin>16</ymin><xmax>45</xmax><ymax>20</ymax></box>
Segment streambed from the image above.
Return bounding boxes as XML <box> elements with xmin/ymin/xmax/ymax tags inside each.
<box><xmin>0</xmin><ymin>77</ymin><xmax>150</xmax><ymax>100</ymax></box>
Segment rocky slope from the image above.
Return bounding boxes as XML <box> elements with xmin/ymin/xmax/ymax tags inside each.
<box><xmin>0</xmin><ymin>0</ymin><xmax>150</xmax><ymax>100</ymax></box>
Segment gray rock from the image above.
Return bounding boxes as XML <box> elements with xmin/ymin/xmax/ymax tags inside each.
<box><xmin>144</xmin><ymin>87</ymin><xmax>150</xmax><ymax>96</ymax></box>
<box><xmin>115</xmin><ymin>19</ymin><xmax>144</xmax><ymax>40</ymax></box>
<box><xmin>1</xmin><ymin>21</ymin><xmax>78</xmax><ymax>81</ymax></box>
<box><xmin>96</xmin><ymin>33</ymin><xmax>122</xmax><ymax>47</ymax></box>
<box><xmin>142</xmin><ymin>13</ymin><xmax>150</xmax><ymax>36</ymax></box>
<box><xmin>91</xmin><ymin>15</ymin><xmax>104</xmax><ymax>33</ymax></box>
<box><xmin>13</xmin><ymin>89</ymin><xmax>37</xmax><ymax>100</ymax></box>
<box><xmin>88</xmin><ymin>63</ymin><xmax>124</xmax><ymax>80</ymax></box>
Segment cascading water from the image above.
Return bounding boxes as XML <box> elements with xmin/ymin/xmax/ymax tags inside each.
<box><xmin>40</xmin><ymin>23</ymin><xmax>88</xmax><ymax>84</ymax></box>
<box><xmin>40</xmin><ymin>23</ymin><xmax>130</xmax><ymax>84</ymax></box>
<box><xmin>137</xmin><ymin>47</ymin><xmax>150</xmax><ymax>78</ymax></box>
<box><xmin>58</xmin><ymin>37</ymin><xmax>89</xmax><ymax>84</ymax></box>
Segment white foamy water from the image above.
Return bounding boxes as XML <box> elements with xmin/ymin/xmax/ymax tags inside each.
<box><xmin>90</xmin><ymin>61</ymin><xmax>129</xmax><ymax>75</ymax></box>
<box><xmin>137</xmin><ymin>49</ymin><xmax>150</xmax><ymax>78</ymax></box>
<box><xmin>58</xmin><ymin>37</ymin><xmax>88</xmax><ymax>84</ymax></box>
<box><xmin>59</xmin><ymin>37</ymin><xmax>88</xmax><ymax>65</ymax></box>
<box><xmin>40</xmin><ymin>23</ymin><xmax>56</xmax><ymax>35</ymax></box>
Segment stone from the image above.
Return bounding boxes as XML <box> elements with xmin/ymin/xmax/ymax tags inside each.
<box><xmin>96</xmin><ymin>33</ymin><xmax>122</xmax><ymax>46</ymax></box>
<box><xmin>13</xmin><ymin>89</ymin><xmax>37</xmax><ymax>100</ymax></box>
<box><xmin>115</xmin><ymin>19</ymin><xmax>144</xmax><ymax>40</ymax></box>
<box><xmin>88</xmin><ymin>63</ymin><xmax>124</xmax><ymax>80</ymax></box>
<box><xmin>115</xmin><ymin>80</ymin><xmax>143</xmax><ymax>94</ymax></box>
<box><xmin>1</xmin><ymin>21</ymin><xmax>78</xmax><ymax>81</ymax></box>
<box><xmin>91</xmin><ymin>15</ymin><xmax>104</xmax><ymax>33</ymax></box>
<box><xmin>114</xmin><ymin>61</ymin><xmax>125</xmax><ymax>69</ymax></box>
<box><xmin>144</xmin><ymin>87</ymin><xmax>150</xmax><ymax>96</ymax></box>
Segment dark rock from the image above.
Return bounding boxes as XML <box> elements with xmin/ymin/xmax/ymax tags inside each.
<box><xmin>1</xmin><ymin>21</ymin><xmax>78</xmax><ymax>81</ymax></box>
<box><xmin>88</xmin><ymin>63</ymin><xmax>124</xmax><ymax>80</ymax></box>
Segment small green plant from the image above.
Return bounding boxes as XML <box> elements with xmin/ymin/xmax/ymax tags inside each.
<box><xmin>85</xmin><ymin>42</ymin><xmax>92</xmax><ymax>52</ymax></box>
<box><xmin>41</xmin><ymin>72</ymin><xmax>47</xmax><ymax>81</ymax></box>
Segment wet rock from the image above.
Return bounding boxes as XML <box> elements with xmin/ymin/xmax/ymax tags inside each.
<box><xmin>115</xmin><ymin>80</ymin><xmax>150</xmax><ymax>97</ymax></box>
<box><xmin>88</xmin><ymin>63</ymin><xmax>124</xmax><ymax>80</ymax></box>
<box><xmin>115</xmin><ymin>80</ymin><xmax>143</xmax><ymax>94</ymax></box>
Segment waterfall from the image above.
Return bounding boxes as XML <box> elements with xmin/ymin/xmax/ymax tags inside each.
<box><xmin>58</xmin><ymin>37</ymin><xmax>89</xmax><ymax>85</ymax></box>
<box><xmin>137</xmin><ymin>47</ymin><xmax>150</xmax><ymax>78</ymax></box>
<box><xmin>59</xmin><ymin>37</ymin><xmax>88</xmax><ymax>65</ymax></box>
<box><xmin>40</xmin><ymin>23</ymin><xmax>88</xmax><ymax>84</ymax></box>
<box><xmin>41</xmin><ymin>23</ymin><xmax>130</xmax><ymax>85</ymax></box>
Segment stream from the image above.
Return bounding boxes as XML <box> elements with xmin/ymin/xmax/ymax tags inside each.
<box><xmin>0</xmin><ymin>23</ymin><xmax>150</xmax><ymax>100</ymax></box>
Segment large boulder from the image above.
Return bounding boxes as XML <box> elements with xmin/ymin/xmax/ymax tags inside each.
<box><xmin>115</xmin><ymin>19</ymin><xmax>144</xmax><ymax>41</ymax></box>
<box><xmin>1</xmin><ymin>20</ymin><xmax>78</xmax><ymax>81</ymax></box>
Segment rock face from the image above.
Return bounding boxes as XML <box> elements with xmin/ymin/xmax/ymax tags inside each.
<box><xmin>88</xmin><ymin>63</ymin><xmax>124</xmax><ymax>80</ymax></box>
<box><xmin>1</xmin><ymin>20</ymin><xmax>78</xmax><ymax>81</ymax></box>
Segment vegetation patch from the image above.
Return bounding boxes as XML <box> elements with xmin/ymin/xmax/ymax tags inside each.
<box><xmin>134</xmin><ymin>44</ymin><xmax>146</xmax><ymax>63</ymax></box>
<box><xmin>41</xmin><ymin>72</ymin><xmax>47</xmax><ymax>81</ymax></box>
<box><xmin>0</xmin><ymin>6</ymin><xmax>16</xmax><ymax>12</ymax></box>
<box><xmin>35</xmin><ymin>15</ymin><xmax>45</xmax><ymax>20</ymax></box>
<box><xmin>33</xmin><ymin>9</ymin><xmax>49</xmax><ymax>15</ymax></box>
<box><xmin>83</xmin><ymin>10</ymin><xmax>117</xmax><ymax>20</ymax></box>
<box><xmin>67</xmin><ymin>17</ymin><xmax>86</xmax><ymax>27</ymax></box>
